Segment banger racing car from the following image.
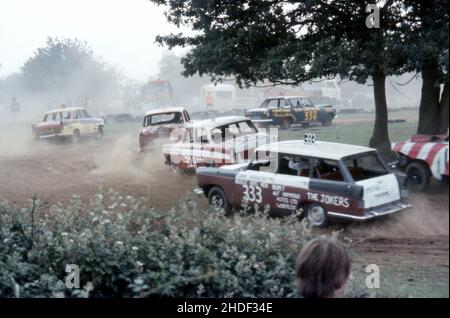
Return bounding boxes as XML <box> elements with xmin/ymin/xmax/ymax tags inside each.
<box><xmin>32</xmin><ymin>107</ymin><xmax>104</xmax><ymax>141</ymax></box>
<box><xmin>392</xmin><ymin>134</ymin><xmax>449</xmax><ymax>191</ymax></box>
<box><xmin>163</xmin><ymin>116</ymin><xmax>272</xmax><ymax>171</ymax></box>
<box><xmin>139</xmin><ymin>107</ymin><xmax>191</xmax><ymax>152</ymax></box>
<box><xmin>245</xmin><ymin>96</ymin><xmax>337</xmax><ymax>129</ymax></box>
<box><xmin>196</xmin><ymin>136</ymin><xmax>411</xmax><ymax>226</ymax></box>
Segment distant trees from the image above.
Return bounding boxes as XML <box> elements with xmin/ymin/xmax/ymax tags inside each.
<box><xmin>157</xmin><ymin>52</ymin><xmax>210</xmax><ymax>104</ymax></box>
<box><xmin>150</xmin><ymin>0</ymin><xmax>449</xmax><ymax>158</ymax></box>
<box><xmin>21</xmin><ymin>37</ymin><xmax>122</xmax><ymax>101</ymax></box>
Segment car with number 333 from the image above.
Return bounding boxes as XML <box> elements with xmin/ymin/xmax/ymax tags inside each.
<box><xmin>196</xmin><ymin>137</ymin><xmax>411</xmax><ymax>226</ymax></box>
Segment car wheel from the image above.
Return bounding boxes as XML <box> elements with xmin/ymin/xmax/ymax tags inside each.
<box><xmin>406</xmin><ymin>161</ymin><xmax>431</xmax><ymax>191</ymax></box>
<box><xmin>169</xmin><ymin>161</ymin><xmax>179</xmax><ymax>173</ymax></box>
<box><xmin>208</xmin><ymin>186</ymin><xmax>231</xmax><ymax>215</ymax></box>
<box><xmin>321</xmin><ymin>115</ymin><xmax>333</xmax><ymax>126</ymax></box>
<box><xmin>95</xmin><ymin>126</ymin><xmax>104</xmax><ymax>139</ymax></box>
<box><xmin>72</xmin><ymin>129</ymin><xmax>81</xmax><ymax>143</ymax></box>
<box><xmin>32</xmin><ymin>132</ymin><xmax>40</xmax><ymax>140</ymax></box>
<box><xmin>281</xmin><ymin>118</ymin><xmax>292</xmax><ymax>130</ymax></box>
<box><xmin>306</xmin><ymin>204</ymin><xmax>328</xmax><ymax>227</ymax></box>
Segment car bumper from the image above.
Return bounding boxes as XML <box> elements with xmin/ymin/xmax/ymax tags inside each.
<box><xmin>328</xmin><ymin>200</ymin><xmax>412</xmax><ymax>221</ymax></box>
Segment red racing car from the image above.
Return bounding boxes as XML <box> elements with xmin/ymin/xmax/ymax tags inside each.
<box><xmin>392</xmin><ymin>134</ymin><xmax>449</xmax><ymax>191</ymax></box>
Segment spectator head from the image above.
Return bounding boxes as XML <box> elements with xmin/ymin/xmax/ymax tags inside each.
<box><xmin>295</xmin><ymin>236</ymin><xmax>351</xmax><ymax>298</ymax></box>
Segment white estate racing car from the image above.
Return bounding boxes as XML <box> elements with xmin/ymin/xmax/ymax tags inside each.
<box><xmin>163</xmin><ymin>116</ymin><xmax>271</xmax><ymax>170</ymax></box>
<box><xmin>197</xmin><ymin>136</ymin><xmax>412</xmax><ymax>226</ymax></box>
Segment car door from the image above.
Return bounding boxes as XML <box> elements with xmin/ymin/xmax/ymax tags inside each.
<box><xmin>289</xmin><ymin>97</ymin><xmax>305</xmax><ymax>122</ymax></box>
<box><xmin>302</xmin><ymin>97</ymin><xmax>320</xmax><ymax>122</ymax></box>
<box><xmin>233</xmin><ymin>150</ymin><xmax>278</xmax><ymax>211</ymax></box>
<box><xmin>269</xmin><ymin>153</ymin><xmax>311</xmax><ymax>216</ymax></box>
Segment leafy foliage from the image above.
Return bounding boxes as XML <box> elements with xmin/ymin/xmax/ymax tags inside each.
<box><xmin>0</xmin><ymin>190</ymin><xmax>317</xmax><ymax>298</ymax></box>
<box><xmin>20</xmin><ymin>37</ymin><xmax>121</xmax><ymax>100</ymax></box>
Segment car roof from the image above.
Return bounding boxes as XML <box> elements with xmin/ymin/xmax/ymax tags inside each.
<box><xmin>144</xmin><ymin>107</ymin><xmax>186</xmax><ymax>117</ymax></box>
<box><xmin>187</xmin><ymin>116</ymin><xmax>250</xmax><ymax>130</ymax></box>
<box><xmin>256</xmin><ymin>140</ymin><xmax>376</xmax><ymax>160</ymax></box>
<box><xmin>46</xmin><ymin>107</ymin><xmax>85</xmax><ymax>114</ymax></box>
<box><xmin>266</xmin><ymin>95</ymin><xmax>309</xmax><ymax>100</ymax></box>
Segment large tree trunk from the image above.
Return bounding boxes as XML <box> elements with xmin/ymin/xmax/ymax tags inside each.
<box><xmin>438</xmin><ymin>82</ymin><xmax>449</xmax><ymax>134</ymax></box>
<box><xmin>369</xmin><ymin>72</ymin><xmax>396</xmax><ymax>162</ymax></box>
<box><xmin>417</xmin><ymin>65</ymin><xmax>441</xmax><ymax>135</ymax></box>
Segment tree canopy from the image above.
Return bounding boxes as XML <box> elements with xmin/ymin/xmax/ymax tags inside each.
<box><xmin>21</xmin><ymin>37</ymin><xmax>121</xmax><ymax>100</ymax></box>
<box><xmin>151</xmin><ymin>0</ymin><xmax>449</xmax><ymax>157</ymax></box>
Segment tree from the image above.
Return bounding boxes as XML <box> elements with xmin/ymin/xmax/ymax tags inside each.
<box><xmin>157</xmin><ymin>52</ymin><xmax>210</xmax><ymax>104</ymax></box>
<box><xmin>400</xmin><ymin>0</ymin><xmax>449</xmax><ymax>135</ymax></box>
<box><xmin>150</xmin><ymin>0</ymin><xmax>410</xmax><ymax>160</ymax></box>
<box><xmin>21</xmin><ymin>37</ymin><xmax>121</xmax><ymax>102</ymax></box>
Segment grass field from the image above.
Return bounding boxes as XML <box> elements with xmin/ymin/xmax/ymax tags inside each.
<box><xmin>103</xmin><ymin>111</ymin><xmax>419</xmax><ymax>148</ymax></box>
<box><xmin>281</xmin><ymin>121</ymin><xmax>418</xmax><ymax>146</ymax></box>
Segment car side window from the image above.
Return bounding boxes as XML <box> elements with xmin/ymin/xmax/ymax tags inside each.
<box><xmin>302</xmin><ymin>98</ymin><xmax>313</xmax><ymax>107</ymax></box>
<box><xmin>266</xmin><ymin>99</ymin><xmax>279</xmax><ymax>108</ymax></box>
<box><xmin>310</xmin><ymin>159</ymin><xmax>344</xmax><ymax>181</ymax></box>
<box><xmin>249</xmin><ymin>150</ymin><xmax>278</xmax><ymax>173</ymax></box>
<box><xmin>52</xmin><ymin>113</ymin><xmax>61</xmax><ymax>121</ymax></box>
<box><xmin>289</xmin><ymin>98</ymin><xmax>302</xmax><ymax>107</ymax></box>
<box><xmin>83</xmin><ymin>110</ymin><xmax>90</xmax><ymax>118</ymax></box>
<box><xmin>278</xmin><ymin>154</ymin><xmax>311</xmax><ymax>177</ymax></box>
<box><xmin>280</xmin><ymin>99</ymin><xmax>290</xmax><ymax>108</ymax></box>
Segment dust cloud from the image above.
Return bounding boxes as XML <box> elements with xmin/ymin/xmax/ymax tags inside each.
<box><xmin>347</xmin><ymin>184</ymin><xmax>449</xmax><ymax>238</ymax></box>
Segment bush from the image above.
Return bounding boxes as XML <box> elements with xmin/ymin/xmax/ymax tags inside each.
<box><xmin>0</xmin><ymin>190</ymin><xmax>319</xmax><ymax>298</ymax></box>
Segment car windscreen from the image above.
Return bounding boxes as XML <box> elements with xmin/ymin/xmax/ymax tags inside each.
<box><xmin>44</xmin><ymin>113</ymin><xmax>62</xmax><ymax>121</ymax></box>
<box><xmin>212</xmin><ymin>120</ymin><xmax>258</xmax><ymax>141</ymax></box>
<box><xmin>144</xmin><ymin>112</ymin><xmax>182</xmax><ymax>127</ymax></box>
<box><xmin>342</xmin><ymin>153</ymin><xmax>388</xmax><ymax>181</ymax></box>
<box><xmin>288</xmin><ymin>97</ymin><xmax>312</xmax><ymax>107</ymax></box>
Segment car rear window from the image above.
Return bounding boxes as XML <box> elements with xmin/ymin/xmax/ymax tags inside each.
<box><xmin>342</xmin><ymin>153</ymin><xmax>388</xmax><ymax>181</ymax></box>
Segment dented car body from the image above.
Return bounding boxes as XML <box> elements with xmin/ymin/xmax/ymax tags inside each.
<box><xmin>245</xmin><ymin>96</ymin><xmax>336</xmax><ymax>129</ymax></box>
<box><xmin>392</xmin><ymin>134</ymin><xmax>449</xmax><ymax>191</ymax></box>
<box><xmin>139</xmin><ymin>107</ymin><xmax>191</xmax><ymax>152</ymax></box>
<box><xmin>197</xmin><ymin>140</ymin><xmax>411</xmax><ymax>226</ymax></box>
<box><xmin>32</xmin><ymin>107</ymin><xmax>104</xmax><ymax>141</ymax></box>
<box><xmin>163</xmin><ymin>116</ymin><xmax>271</xmax><ymax>170</ymax></box>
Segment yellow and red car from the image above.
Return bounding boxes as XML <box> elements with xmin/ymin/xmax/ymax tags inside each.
<box><xmin>32</xmin><ymin>107</ymin><xmax>105</xmax><ymax>141</ymax></box>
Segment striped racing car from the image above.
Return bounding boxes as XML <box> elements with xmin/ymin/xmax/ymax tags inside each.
<box><xmin>196</xmin><ymin>138</ymin><xmax>411</xmax><ymax>226</ymax></box>
<box><xmin>163</xmin><ymin>116</ymin><xmax>272</xmax><ymax>171</ymax></box>
<box><xmin>392</xmin><ymin>134</ymin><xmax>449</xmax><ymax>191</ymax></box>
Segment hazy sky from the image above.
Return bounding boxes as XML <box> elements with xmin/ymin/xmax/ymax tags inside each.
<box><xmin>0</xmin><ymin>0</ymin><xmax>186</xmax><ymax>81</ymax></box>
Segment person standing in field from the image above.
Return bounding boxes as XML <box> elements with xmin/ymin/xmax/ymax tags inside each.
<box><xmin>205</xmin><ymin>91</ymin><xmax>214</xmax><ymax>108</ymax></box>
<box><xmin>10</xmin><ymin>97</ymin><xmax>20</xmax><ymax>113</ymax></box>
<box><xmin>295</xmin><ymin>236</ymin><xmax>351</xmax><ymax>298</ymax></box>
<box><xmin>205</xmin><ymin>91</ymin><xmax>215</xmax><ymax>118</ymax></box>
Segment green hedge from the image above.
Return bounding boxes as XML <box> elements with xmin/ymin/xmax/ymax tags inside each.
<box><xmin>0</xmin><ymin>191</ymin><xmax>321</xmax><ymax>298</ymax></box>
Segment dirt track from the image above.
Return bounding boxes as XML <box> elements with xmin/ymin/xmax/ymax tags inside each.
<box><xmin>0</xmin><ymin>134</ymin><xmax>197</xmax><ymax>209</ymax></box>
<box><xmin>0</xmin><ymin>125</ymin><xmax>448</xmax><ymax>296</ymax></box>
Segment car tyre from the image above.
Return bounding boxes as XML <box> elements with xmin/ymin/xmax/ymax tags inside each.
<box><xmin>281</xmin><ymin>118</ymin><xmax>292</xmax><ymax>130</ymax></box>
<box><xmin>72</xmin><ymin>129</ymin><xmax>81</xmax><ymax>143</ymax></box>
<box><xmin>406</xmin><ymin>161</ymin><xmax>431</xmax><ymax>191</ymax></box>
<box><xmin>208</xmin><ymin>186</ymin><xmax>231</xmax><ymax>215</ymax></box>
<box><xmin>95</xmin><ymin>126</ymin><xmax>104</xmax><ymax>139</ymax></box>
<box><xmin>321</xmin><ymin>115</ymin><xmax>333</xmax><ymax>126</ymax></box>
<box><xmin>306</xmin><ymin>203</ymin><xmax>328</xmax><ymax>227</ymax></box>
